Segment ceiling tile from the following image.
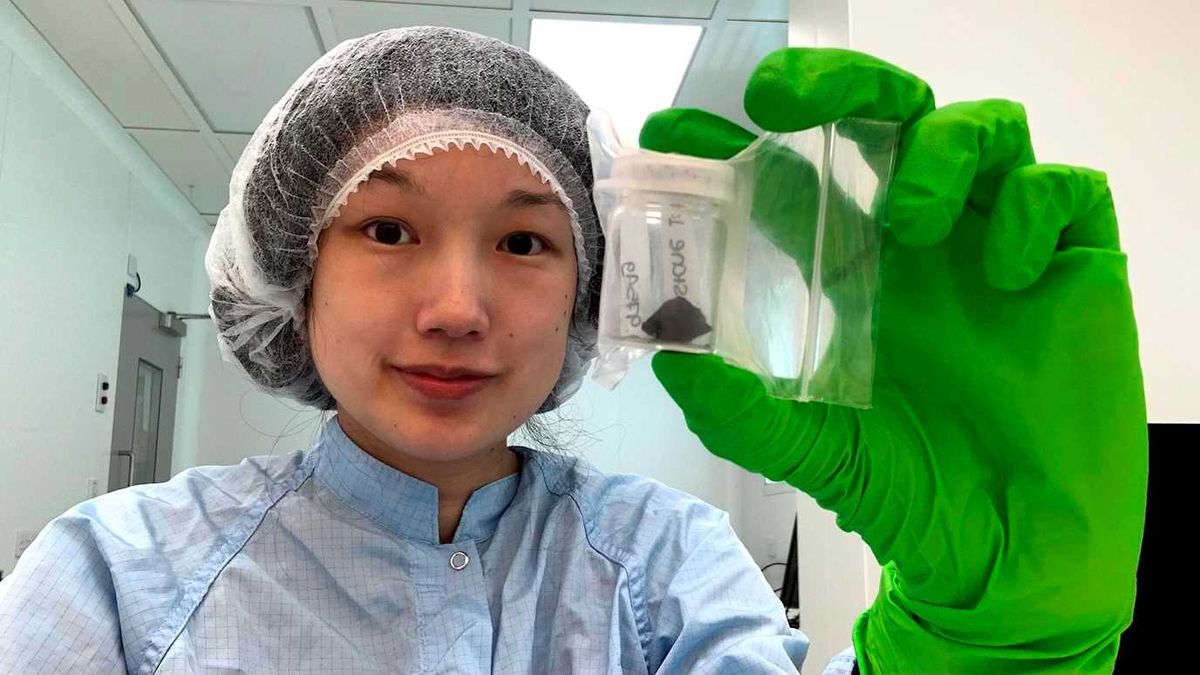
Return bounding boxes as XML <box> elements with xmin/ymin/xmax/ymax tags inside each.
<box><xmin>216</xmin><ymin>132</ymin><xmax>252</xmax><ymax>161</ymax></box>
<box><xmin>360</xmin><ymin>0</ymin><xmax>512</xmax><ymax>8</ymax></box>
<box><xmin>724</xmin><ymin>0</ymin><xmax>787</xmax><ymax>22</ymax></box>
<box><xmin>675</xmin><ymin>20</ymin><xmax>787</xmax><ymax>132</ymax></box>
<box><xmin>331</xmin><ymin>3</ymin><xmax>511</xmax><ymax>43</ymax></box>
<box><xmin>13</xmin><ymin>0</ymin><xmax>194</xmax><ymax>129</ymax></box>
<box><xmin>130</xmin><ymin>128</ymin><xmax>230</xmax><ymax>215</ymax></box>
<box><xmin>0</xmin><ymin>42</ymin><xmax>11</xmax><ymax>160</ymax></box>
<box><xmin>129</xmin><ymin>0</ymin><xmax>324</xmax><ymax>133</ymax></box>
<box><xmin>530</xmin><ymin>0</ymin><xmax>716</xmax><ymax>19</ymax></box>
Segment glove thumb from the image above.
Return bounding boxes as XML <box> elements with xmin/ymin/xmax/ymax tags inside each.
<box><xmin>651</xmin><ymin>352</ymin><xmax>858</xmax><ymax>501</ymax></box>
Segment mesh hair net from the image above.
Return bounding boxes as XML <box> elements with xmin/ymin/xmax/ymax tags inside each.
<box><xmin>205</xmin><ymin>26</ymin><xmax>602</xmax><ymax>412</ymax></box>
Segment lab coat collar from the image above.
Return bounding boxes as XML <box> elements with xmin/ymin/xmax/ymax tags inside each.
<box><xmin>313</xmin><ymin>415</ymin><xmax>523</xmax><ymax>545</ymax></box>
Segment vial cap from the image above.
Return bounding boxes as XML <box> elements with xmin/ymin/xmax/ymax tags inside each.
<box><xmin>596</xmin><ymin>150</ymin><xmax>735</xmax><ymax>201</ymax></box>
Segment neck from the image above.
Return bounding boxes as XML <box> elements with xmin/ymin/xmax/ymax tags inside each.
<box><xmin>335</xmin><ymin>411</ymin><xmax>520</xmax><ymax>544</ymax></box>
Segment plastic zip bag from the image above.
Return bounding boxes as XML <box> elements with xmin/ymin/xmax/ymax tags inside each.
<box><xmin>587</xmin><ymin>111</ymin><xmax>899</xmax><ymax>408</ymax></box>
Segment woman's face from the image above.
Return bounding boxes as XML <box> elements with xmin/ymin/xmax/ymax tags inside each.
<box><xmin>308</xmin><ymin>146</ymin><xmax>577</xmax><ymax>463</ymax></box>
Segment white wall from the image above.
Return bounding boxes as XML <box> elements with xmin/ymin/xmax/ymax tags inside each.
<box><xmin>851</xmin><ymin>0</ymin><xmax>1200</xmax><ymax>423</ymax></box>
<box><xmin>536</xmin><ymin>360</ymin><xmax>744</xmax><ymax>517</ymax></box>
<box><xmin>732</xmin><ymin>470</ymin><xmax>804</xmax><ymax>590</ymax></box>
<box><xmin>0</xmin><ymin>1</ymin><xmax>206</xmax><ymax>575</ymax></box>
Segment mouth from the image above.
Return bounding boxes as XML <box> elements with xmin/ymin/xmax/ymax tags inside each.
<box><xmin>394</xmin><ymin>364</ymin><xmax>498</xmax><ymax>401</ymax></box>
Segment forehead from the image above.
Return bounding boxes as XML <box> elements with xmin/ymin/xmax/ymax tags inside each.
<box><xmin>361</xmin><ymin>147</ymin><xmax>572</xmax><ymax>219</ymax></box>
<box><xmin>381</xmin><ymin>146</ymin><xmax>545</xmax><ymax>188</ymax></box>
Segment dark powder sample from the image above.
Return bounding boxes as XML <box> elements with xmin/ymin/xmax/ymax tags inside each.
<box><xmin>641</xmin><ymin>296</ymin><xmax>712</xmax><ymax>343</ymax></box>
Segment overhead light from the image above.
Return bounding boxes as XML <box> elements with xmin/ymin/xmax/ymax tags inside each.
<box><xmin>529</xmin><ymin>18</ymin><xmax>702</xmax><ymax>147</ymax></box>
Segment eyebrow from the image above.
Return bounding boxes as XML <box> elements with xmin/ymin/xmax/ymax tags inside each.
<box><xmin>366</xmin><ymin>165</ymin><xmax>568</xmax><ymax>216</ymax></box>
<box><xmin>504</xmin><ymin>189</ymin><xmax>570</xmax><ymax>216</ymax></box>
<box><xmin>367</xmin><ymin>166</ymin><xmax>427</xmax><ymax>195</ymax></box>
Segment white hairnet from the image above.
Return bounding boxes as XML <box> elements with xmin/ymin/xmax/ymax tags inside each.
<box><xmin>205</xmin><ymin>26</ymin><xmax>602</xmax><ymax>412</ymax></box>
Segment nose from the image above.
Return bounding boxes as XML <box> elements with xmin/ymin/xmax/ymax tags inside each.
<box><xmin>414</xmin><ymin>248</ymin><xmax>490</xmax><ymax>339</ymax></box>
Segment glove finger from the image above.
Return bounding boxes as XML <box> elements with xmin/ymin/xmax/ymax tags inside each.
<box><xmin>651</xmin><ymin>352</ymin><xmax>777</xmax><ymax>466</ymax></box>
<box><xmin>984</xmin><ymin>163</ymin><xmax>1119</xmax><ymax>291</ymax></box>
<box><xmin>745</xmin><ymin>48</ymin><xmax>935</xmax><ymax>132</ymax></box>
<box><xmin>650</xmin><ymin>352</ymin><xmax>858</xmax><ymax>495</ymax></box>
<box><xmin>639</xmin><ymin>108</ymin><xmax>757</xmax><ymax>159</ymax></box>
<box><xmin>888</xmin><ymin>99</ymin><xmax>1036</xmax><ymax>247</ymax></box>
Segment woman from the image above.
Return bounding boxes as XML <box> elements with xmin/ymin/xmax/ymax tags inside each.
<box><xmin>0</xmin><ymin>27</ymin><xmax>809</xmax><ymax>673</ymax></box>
<box><xmin>0</xmin><ymin>24</ymin><xmax>1147</xmax><ymax>675</ymax></box>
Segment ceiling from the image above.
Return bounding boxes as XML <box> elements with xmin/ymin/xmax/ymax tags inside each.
<box><xmin>12</xmin><ymin>0</ymin><xmax>788</xmax><ymax>225</ymax></box>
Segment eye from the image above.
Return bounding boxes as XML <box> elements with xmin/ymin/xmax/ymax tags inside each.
<box><xmin>364</xmin><ymin>219</ymin><xmax>414</xmax><ymax>246</ymax></box>
<box><xmin>500</xmin><ymin>232</ymin><xmax>547</xmax><ymax>256</ymax></box>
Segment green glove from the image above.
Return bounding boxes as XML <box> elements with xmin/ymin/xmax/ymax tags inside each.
<box><xmin>643</xmin><ymin>48</ymin><xmax>1147</xmax><ymax>673</ymax></box>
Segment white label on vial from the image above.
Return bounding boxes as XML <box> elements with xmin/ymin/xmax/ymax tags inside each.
<box><xmin>618</xmin><ymin>217</ymin><xmax>652</xmax><ymax>339</ymax></box>
<box><xmin>659</xmin><ymin>206</ymin><xmax>707</xmax><ymax>328</ymax></box>
<box><xmin>662</xmin><ymin>208</ymin><xmax>695</xmax><ymax>302</ymax></box>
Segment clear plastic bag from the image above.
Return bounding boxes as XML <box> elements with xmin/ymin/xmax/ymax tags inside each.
<box><xmin>587</xmin><ymin>111</ymin><xmax>900</xmax><ymax>408</ymax></box>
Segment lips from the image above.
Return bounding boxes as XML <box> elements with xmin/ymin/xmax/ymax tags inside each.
<box><xmin>395</xmin><ymin>365</ymin><xmax>497</xmax><ymax>401</ymax></box>
<box><xmin>402</xmin><ymin>364</ymin><xmax>496</xmax><ymax>379</ymax></box>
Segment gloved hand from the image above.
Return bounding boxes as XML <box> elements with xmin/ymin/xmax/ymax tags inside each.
<box><xmin>643</xmin><ymin>48</ymin><xmax>1147</xmax><ymax>673</ymax></box>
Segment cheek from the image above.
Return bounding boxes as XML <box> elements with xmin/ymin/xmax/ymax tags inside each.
<box><xmin>490</xmin><ymin>283</ymin><xmax>575</xmax><ymax>426</ymax></box>
<box><xmin>308</xmin><ymin>251</ymin><xmax>402</xmax><ymax>367</ymax></box>
<box><xmin>502</xmin><ymin>280</ymin><xmax>575</xmax><ymax>376</ymax></box>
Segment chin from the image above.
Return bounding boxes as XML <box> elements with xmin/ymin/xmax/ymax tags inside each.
<box><xmin>374</xmin><ymin>408</ymin><xmax>503</xmax><ymax>460</ymax></box>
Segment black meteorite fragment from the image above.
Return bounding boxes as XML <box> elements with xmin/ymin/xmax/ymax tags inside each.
<box><xmin>641</xmin><ymin>296</ymin><xmax>712</xmax><ymax>343</ymax></box>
